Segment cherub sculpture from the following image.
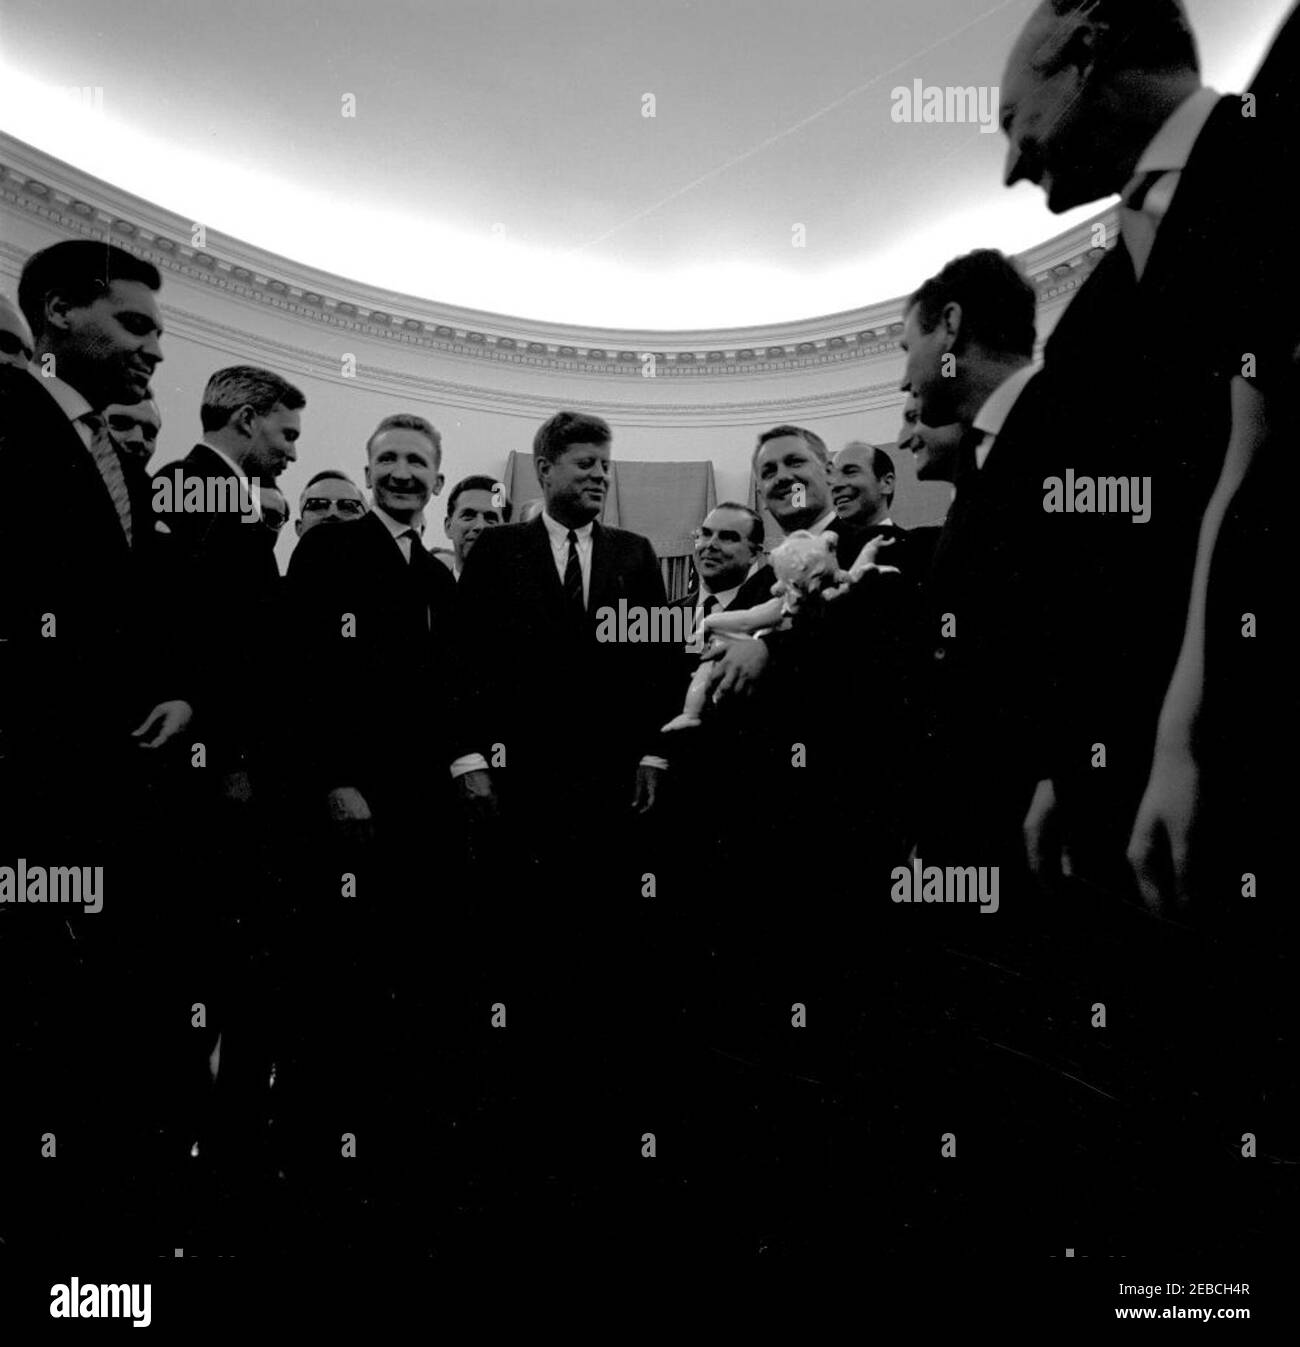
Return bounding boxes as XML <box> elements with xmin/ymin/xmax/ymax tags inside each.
<box><xmin>661</xmin><ymin>529</ymin><xmax>898</xmax><ymax>732</ymax></box>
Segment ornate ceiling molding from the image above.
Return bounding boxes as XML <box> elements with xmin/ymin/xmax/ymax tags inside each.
<box><xmin>1</xmin><ymin>132</ymin><xmax>1116</xmax><ymax>382</ymax></box>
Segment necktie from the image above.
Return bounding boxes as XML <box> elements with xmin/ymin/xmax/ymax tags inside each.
<box><xmin>80</xmin><ymin>412</ymin><xmax>133</xmax><ymax>546</ymax></box>
<box><xmin>401</xmin><ymin>528</ymin><xmax>422</xmax><ymax>565</ymax></box>
<box><xmin>1119</xmin><ymin>168</ymin><xmax>1177</xmax><ymax>281</ymax></box>
<box><xmin>563</xmin><ymin>529</ymin><xmax>585</xmax><ymax>614</ymax></box>
<box><xmin>702</xmin><ymin>594</ymin><xmax>720</xmax><ymax>619</ymax></box>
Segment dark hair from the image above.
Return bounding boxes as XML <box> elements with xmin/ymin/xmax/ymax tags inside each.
<box><xmin>872</xmin><ymin>447</ymin><xmax>895</xmax><ymax>482</ymax></box>
<box><xmin>200</xmin><ymin>366</ymin><xmax>306</xmax><ymax>433</ymax></box>
<box><xmin>752</xmin><ymin>425</ymin><xmax>829</xmax><ymax>471</ymax></box>
<box><xmin>906</xmin><ymin>250</ymin><xmax>1037</xmax><ymax>361</ymax></box>
<box><xmin>1041</xmin><ymin>0</ymin><xmax>1199</xmax><ymax>77</ymax></box>
<box><xmin>710</xmin><ymin>500</ymin><xmax>765</xmax><ymax>550</ymax></box>
<box><xmin>366</xmin><ymin>413</ymin><xmax>441</xmax><ymax>466</ymax></box>
<box><xmin>304</xmin><ymin>468</ymin><xmax>357</xmax><ymax>490</ymax></box>
<box><xmin>533</xmin><ymin>410</ymin><xmax>611</xmax><ymax>466</ymax></box>
<box><xmin>19</xmin><ymin>241</ymin><xmax>162</xmax><ymax>340</ymax></box>
<box><xmin>447</xmin><ymin>473</ymin><xmax>512</xmax><ymax>522</ymax></box>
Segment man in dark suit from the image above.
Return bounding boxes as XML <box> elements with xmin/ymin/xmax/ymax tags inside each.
<box><xmin>999</xmin><ymin>0</ymin><xmax>1285</xmax><ymax>898</ymax></box>
<box><xmin>0</xmin><ymin>240</ymin><xmax>190</xmax><ymax>1251</ymax></box>
<box><xmin>153</xmin><ymin>366</ymin><xmax>304</xmax><ymax>800</ymax></box>
<box><xmin>452</xmin><ymin>410</ymin><xmax>676</xmax><ymax>877</ymax></box>
<box><xmin>899</xmin><ymin>248</ymin><xmax>1049</xmax><ymax>879</ymax></box>
<box><xmin>280</xmin><ymin>412</ymin><xmax>459</xmax><ymax>1236</ymax></box>
<box><xmin>829</xmin><ymin>441</ymin><xmax>902</xmax><ymax>568</ymax></box>
<box><xmin>150</xmin><ymin>366</ymin><xmax>305</xmax><ymax>1204</ymax></box>
<box><xmin>449</xmin><ymin>411</ymin><xmax>678</xmax><ymax>1214</ymax></box>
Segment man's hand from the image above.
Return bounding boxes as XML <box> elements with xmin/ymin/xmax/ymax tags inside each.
<box><xmin>327</xmin><ymin>785</ymin><xmax>375</xmax><ymax>845</ymax></box>
<box><xmin>455</xmin><ymin>768</ymin><xmax>500</xmax><ymax>824</ymax></box>
<box><xmin>132</xmin><ymin>700</ymin><xmax>193</xmax><ymax>749</ymax></box>
<box><xmin>703</xmin><ymin>636</ymin><xmax>769</xmax><ymax>702</ymax></box>
<box><xmin>1023</xmin><ymin>776</ymin><xmax>1070</xmax><ymax>885</ymax></box>
<box><xmin>632</xmin><ymin>763</ymin><xmax>664</xmax><ymax>815</ymax></box>
<box><xmin>1127</xmin><ymin>743</ymin><xmax>1198</xmax><ymax>914</ymax></box>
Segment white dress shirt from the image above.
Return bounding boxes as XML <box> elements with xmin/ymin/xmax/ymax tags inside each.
<box><xmin>28</xmin><ymin>366</ymin><xmax>93</xmax><ymax>446</ymax></box>
<box><xmin>541</xmin><ymin>509</ymin><xmax>594</xmax><ymax>605</ymax></box>
<box><xmin>1120</xmin><ymin>86</ymin><xmax>1220</xmax><ymax>279</ymax></box>
<box><xmin>450</xmin><ymin>508</ymin><xmax>667</xmax><ymax>778</ymax></box>
<box><xmin>371</xmin><ymin>503</ymin><xmax>423</xmax><ymax>561</ymax></box>
<box><xmin>200</xmin><ymin>438</ymin><xmax>262</xmax><ymax>518</ymax></box>
<box><xmin>972</xmin><ymin>362</ymin><xmax>1040</xmax><ymax>470</ymax></box>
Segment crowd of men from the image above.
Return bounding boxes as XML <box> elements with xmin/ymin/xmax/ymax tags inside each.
<box><xmin>1</xmin><ymin>0</ymin><xmax>1295</xmax><ymax>1257</ymax></box>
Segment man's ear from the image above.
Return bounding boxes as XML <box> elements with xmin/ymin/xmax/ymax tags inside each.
<box><xmin>431</xmin><ymin>472</ymin><xmax>445</xmax><ymax>497</ymax></box>
<box><xmin>363</xmin><ymin>461</ymin><xmax>374</xmax><ymax>492</ymax></box>
<box><xmin>941</xmin><ymin>301</ymin><xmax>963</xmax><ymax>348</ymax></box>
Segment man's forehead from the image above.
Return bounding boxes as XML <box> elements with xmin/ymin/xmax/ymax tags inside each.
<box><xmin>559</xmin><ymin>440</ymin><xmax>609</xmax><ymax>459</ymax></box>
<box><xmin>370</xmin><ymin>428</ymin><xmax>431</xmax><ymax>457</ymax></box>
<box><xmin>759</xmin><ymin>436</ymin><xmax>811</xmax><ymax>462</ymax></box>
<box><xmin>304</xmin><ymin>476</ymin><xmax>362</xmax><ymax>501</ymax></box>
<box><xmin>704</xmin><ymin>507</ymin><xmax>748</xmax><ymax>531</ymax></box>
<box><xmin>835</xmin><ymin>444</ymin><xmax>874</xmax><ymax>471</ymax></box>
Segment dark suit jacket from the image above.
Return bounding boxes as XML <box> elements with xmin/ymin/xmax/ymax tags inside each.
<box><xmin>1038</xmin><ymin>92</ymin><xmax>1285</xmax><ymax>847</ymax></box>
<box><xmin>0</xmin><ymin>366</ymin><xmax>186</xmax><ymax>792</ymax></box>
<box><xmin>152</xmin><ymin>444</ymin><xmax>282</xmax><ymax>774</ymax></box>
<box><xmin>916</xmin><ymin>377</ymin><xmax>1063</xmax><ymax>863</ymax></box>
<box><xmin>453</xmin><ymin>516</ymin><xmax>676</xmax><ymax>798</ymax></box>
<box><xmin>287</xmin><ymin>509</ymin><xmax>457</xmax><ymax>811</ymax></box>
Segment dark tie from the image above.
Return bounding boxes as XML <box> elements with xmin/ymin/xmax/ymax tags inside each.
<box><xmin>564</xmin><ymin>529</ymin><xmax>585</xmax><ymax>614</ymax></box>
<box><xmin>80</xmin><ymin>412</ymin><xmax>133</xmax><ymax>546</ymax></box>
<box><xmin>401</xmin><ymin>528</ymin><xmax>423</xmax><ymax>565</ymax></box>
<box><xmin>958</xmin><ymin>426</ymin><xmax>987</xmax><ymax>476</ymax></box>
<box><xmin>702</xmin><ymin>594</ymin><xmax>719</xmax><ymax>619</ymax></box>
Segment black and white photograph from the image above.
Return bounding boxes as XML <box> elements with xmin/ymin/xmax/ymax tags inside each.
<box><xmin>0</xmin><ymin>0</ymin><xmax>1296</xmax><ymax>1324</ymax></box>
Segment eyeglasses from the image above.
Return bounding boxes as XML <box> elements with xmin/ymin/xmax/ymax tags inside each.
<box><xmin>302</xmin><ymin>497</ymin><xmax>366</xmax><ymax>516</ymax></box>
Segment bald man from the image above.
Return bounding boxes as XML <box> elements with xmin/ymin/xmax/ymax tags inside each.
<box><xmin>0</xmin><ymin>294</ymin><xmax>34</xmax><ymax>369</ymax></box>
<box><xmin>829</xmin><ymin>440</ymin><xmax>903</xmax><ymax>569</ymax></box>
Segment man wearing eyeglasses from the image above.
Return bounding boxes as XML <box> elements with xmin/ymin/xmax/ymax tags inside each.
<box><xmin>295</xmin><ymin>468</ymin><xmax>368</xmax><ymax>537</ymax></box>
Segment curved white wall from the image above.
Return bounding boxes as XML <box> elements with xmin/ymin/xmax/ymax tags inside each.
<box><xmin>1</xmin><ymin>131</ymin><xmax>1116</xmax><ymax>566</ymax></box>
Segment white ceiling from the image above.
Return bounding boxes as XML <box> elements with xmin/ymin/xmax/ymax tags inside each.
<box><xmin>0</xmin><ymin>0</ymin><xmax>1290</xmax><ymax>328</ymax></box>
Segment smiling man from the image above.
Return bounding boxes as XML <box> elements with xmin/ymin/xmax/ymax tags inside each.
<box><xmin>440</xmin><ymin>473</ymin><xmax>509</xmax><ymax>578</ymax></box>
<box><xmin>0</xmin><ymin>240</ymin><xmax>193</xmax><ymax>1248</ymax></box>
<box><xmin>753</xmin><ymin>424</ymin><xmax>835</xmax><ymax>538</ymax></box>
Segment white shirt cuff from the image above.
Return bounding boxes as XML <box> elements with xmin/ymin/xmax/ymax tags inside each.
<box><xmin>640</xmin><ymin>755</ymin><xmax>668</xmax><ymax>771</ymax></box>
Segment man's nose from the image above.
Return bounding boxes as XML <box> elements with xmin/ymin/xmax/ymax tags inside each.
<box><xmin>141</xmin><ymin>335</ymin><xmax>163</xmax><ymax>364</ymax></box>
<box><xmin>1003</xmin><ymin>140</ymin><xmax>1032</xmax><ymax>188</ymax></box>
<box><xmin>284</xmin><ymin>443</ymin><xmax>297</xmax><ymax>462</ymax></box>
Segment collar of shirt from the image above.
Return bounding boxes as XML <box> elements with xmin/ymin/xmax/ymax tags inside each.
<box><xmin>199</xmin><ymin>439</ymin><xmax>262</xmax><ymax>517</ymax></box>
<box><xmin>373</xmin><ymin>503</ymin><xmax>424</xmax><ymax>558</ymax></box>
<box><xmin>698</xmin><ymin>583</ymin><xmax>741</xmax><ymax>614</ymax></box>
<box><xmin>1131</xmin><ymin>86</ymin><xmax>1220</xmax><ymax>180</ymax></box>
<box><xmin>972</xmin><ymin>363</ymin><xmax>1039</xmax><ymax>469</ymax></box>
<box><xmin>29</xmin><ymin>366</ymin><xmax>95</xmax><ymax>444</ymax></box>
<box><xmin>807</xmin><ymin>509</ymin><xmax>838</xmax><ymax>535</ymax></box>
<box><xmin>542</xmin><ymin>509</ymin><xmax>594</xmax><ymax>548</ymax></box>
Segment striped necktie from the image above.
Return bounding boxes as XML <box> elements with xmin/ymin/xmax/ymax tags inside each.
<box><xmin>80</xmin><ymin>411</ymin><xmax>133</xmax><ymax>546</ymax></box>
<box><xmin>563</xmin><ymin>529</ymin><xmax>585</xmax><ymax>614</ymax></box>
